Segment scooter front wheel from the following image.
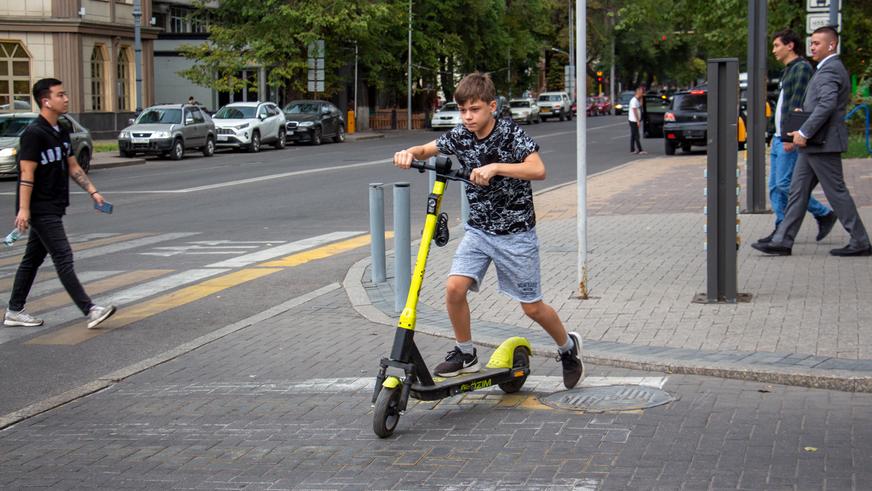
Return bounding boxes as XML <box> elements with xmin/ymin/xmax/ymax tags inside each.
<box><xmin>498</xmin><ymin>346</ymin><xmax>531</xmax><ymax>394</ymax></box>
<box><xmin>373</xmin><ymin>386</ymin><xmax>402</xmax><ymax>438</ymax></box>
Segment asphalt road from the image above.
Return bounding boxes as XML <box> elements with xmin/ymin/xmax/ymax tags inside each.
<box><xmin>0</xmin><ymin>115</ymin><xmax>655</xmax><ymax>416</ymax></box>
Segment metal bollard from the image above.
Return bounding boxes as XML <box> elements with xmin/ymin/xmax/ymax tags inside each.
<box><xmin>460</xmin><ymin>182</ymin><xmax>469</xmax><ymax>224</ymax></box>
<box><xmin>428</xmin><ymin>156</ymin><xmax>436</xmax><ymax>192</ymax></box>
<box><xmin>369</xmin><ymin>183</ymin><xmax>386</xmax><ymax>283</ymax></box>
<box><xmin>393</xmin><ymin>183</ymin><xmax>411</xmax><ymax>312</ymax></box>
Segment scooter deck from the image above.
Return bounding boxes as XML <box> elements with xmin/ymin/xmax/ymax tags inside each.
<box><xmin>410</xmin><ymin>367</ymin><xmax>529</xmax><ymax>401</ymax></box>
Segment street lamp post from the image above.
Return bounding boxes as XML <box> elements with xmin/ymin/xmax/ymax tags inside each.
<box><xmin>407</xmin><ymin>0</ymin><xmax>412</xmax><ymax>131</ymax></box>
<box><xmin>132</xmin><ymin>0</ymin><xmax>143</xmax><ymax>112</ymax></box>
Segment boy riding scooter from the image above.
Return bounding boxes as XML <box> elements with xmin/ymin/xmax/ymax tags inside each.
<box><xmin>393</xmin><ymin>72</ymin><xmax>584</xmax><ymax>389</ymax></box>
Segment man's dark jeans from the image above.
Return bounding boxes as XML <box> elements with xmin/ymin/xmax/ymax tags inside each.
<box><xmin>629</xmin><ymin>121</ymin><xmax>643</xmax><ymax>152</ymax></box>
<box><xmin>8</xmin><ymin>214</ymin><xmax>92</xmax><ymax>315</ymax></box>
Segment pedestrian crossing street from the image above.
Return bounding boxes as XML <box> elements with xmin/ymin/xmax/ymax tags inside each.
<box><xmin>0</xmin><ymin>230</ymin><xmax>390</xmax><ymax>346</ymax></box>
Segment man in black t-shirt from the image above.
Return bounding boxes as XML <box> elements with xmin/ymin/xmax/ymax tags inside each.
<box><xmin>4</xmin><ymin>78</ymin><xmax>116</xmax><ymax>329</ymax></box>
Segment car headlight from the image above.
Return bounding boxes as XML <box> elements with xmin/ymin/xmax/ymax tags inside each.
<box><xmin>299</xmin><ymin>121</ymin><xmax>315</xmax><ymax>127</ymax></box>
<box><xmin>234</xmin><ymin>123</ymin><xmax>249</xmax><ymax>130</ymax></box>
<box><xmin>152</xmin><ymin>131</ymin><xmax>170</xmax><ymax>138</ymax></box>
<box><xmin>119</xmin><ymin>131</ymin><xmax>130</xmax><ymax>139</ymax></box>
<box><xmin>0</xmin><ymin>148</ymin><xmax>16</xmax><ymax>158</ymax></box>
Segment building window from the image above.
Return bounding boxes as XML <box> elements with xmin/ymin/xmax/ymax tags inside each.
<box><xmin>0</xmin><ymin>41</ymin><xmax>31</xmax><ymax>112</ymax></box>
<box><xmin>169</xmin><ymin>6</ymin><xmax>207</xmax><ymax>34</ymax></box>
<box><xmin>170</xmin><ymin>7</ymin><xmax>187</xmax><ymax>33</ymax></box>
<box><xmin>117</xmin><ymin>47</ymin><xmax>132</xmax><ymax>111</ymax></box>
<box><xmin>90</xmin><ymin>46</ymin><xmax>106</xmax><ymax>111</ymax></box>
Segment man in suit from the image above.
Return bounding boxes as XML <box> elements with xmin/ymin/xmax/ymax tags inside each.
<box><xmin>752</xmin><ymin>26</ymin><xmax>871</xmax><ymax>257</ymax></box>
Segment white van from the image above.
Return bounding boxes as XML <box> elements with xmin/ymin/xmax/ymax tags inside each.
<box><xmin>537</xmin><ymin>91</ymin><xmax>573</xmax><ymax>121</ymax></box>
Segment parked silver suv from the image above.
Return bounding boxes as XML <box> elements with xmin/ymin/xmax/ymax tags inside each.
<box><xmin>118</xmin><ymin>104</ymin><xmax>216</xmax><ymax>160</ymax></box>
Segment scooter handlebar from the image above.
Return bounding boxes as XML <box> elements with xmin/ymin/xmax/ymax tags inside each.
<box><xmin>409</xmin><ymin>156</ymin><xmax>471</xmax><ymax>182</ymax></box>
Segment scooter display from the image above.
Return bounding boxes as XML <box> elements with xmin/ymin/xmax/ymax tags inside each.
<box><xmin>372</xmin><ymin>156</ymin><xmax>532</xmax><ymax>438</ymax></box>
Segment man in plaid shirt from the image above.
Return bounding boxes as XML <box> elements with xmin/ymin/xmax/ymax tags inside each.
<box><xmin>758</xmin><ymin>29</ymin><xmax>836</xmax><ymax>244</ymax></box>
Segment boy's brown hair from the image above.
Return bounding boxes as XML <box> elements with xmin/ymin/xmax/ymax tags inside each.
<box><xmin>454</xmin><ymin>71</ymin><xmax>495</xmax><ymax>105</ymax></box>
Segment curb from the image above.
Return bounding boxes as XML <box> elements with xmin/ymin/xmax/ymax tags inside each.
<box><xmin>0</xmin><ymin>283</ymin><xmax>341</xmax><ymax>430</ymax></box>
<box><xmin>347</xmin><ymin>133</ymin><xmax>385</xmax><ymax>142</ymax></box>
<box><xmin>91</xmin><ymin>153</ymin><xmax>147</xmax><ymax>170</ymax></box>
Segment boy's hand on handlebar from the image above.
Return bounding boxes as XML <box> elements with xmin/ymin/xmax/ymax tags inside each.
<box><xmin>393</xmin><ymin>150</ymin><xmax>414</xmax><ymax>169</ymax></box>
<box><xmin>470</xmin><ymin>164</ymin><xmax>497</xmax><ymax>186</ymax></box>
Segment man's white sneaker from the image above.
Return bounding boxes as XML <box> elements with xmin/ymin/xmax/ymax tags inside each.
<box><xmin>87</xmin><ymin>305</ymin><xmax>116</xmax><ymax>329</ymax></box>
<box><xmin>4</xmin><ymin>309</ymin><xmax>44</xmax><ymax>327</ymax></box>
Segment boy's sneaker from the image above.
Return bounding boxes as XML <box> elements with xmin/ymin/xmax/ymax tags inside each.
<box><xmin>4</xmin><ymin>309</ymin><xmax>44</xmax><ymax>327</ymax></box>
<box><xmin>557</xmin><ymin>332</ymin><xmax>585</xmax><ymax>389</ymax></box>
<box><xmin>87</xmin><ymin>305</ymin><xmax>116</xmax><ymax>329</ymax></box>
<box><xmin>434</xmin><ymin>347</ymin><xmax>480</xmax><ymax>377</ymax></box>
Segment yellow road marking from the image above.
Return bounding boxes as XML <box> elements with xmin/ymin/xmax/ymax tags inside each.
<box><xmin>0</xmin><ymin>233</ymin><xmax>152</xmax><ymax>267</ymax></box>
<box><xmin>27</xmin><ymin>270</ymin><xmax>172</xmax><ymax>314</ymax></box>
<box><xmin>260</xmin><ymin>232</ymin><xmax>391</xmax><ymax>267</ymax></box>
<box><xmin>26</xmin><ymin>268</ymin><xmax>282</xmax><ymax>346</ymax></box>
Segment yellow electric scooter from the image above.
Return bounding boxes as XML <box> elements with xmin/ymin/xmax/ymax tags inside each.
<box><xmin>371</xmin><ymin>156</ymin><xmax>532</xmax><ymax>438</ymax></box>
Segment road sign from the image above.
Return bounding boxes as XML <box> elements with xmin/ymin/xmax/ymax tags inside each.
<box><xmin>806</xmin><ymin>0</ymin><xmax>839</xmax><ymax>12</ymax></box>
<box><xmin>807</xmin><ymin>13</ymin><xmax>841</xmax><ymax>33</ymax></box>
<box><xmin>307</xmin><ymin>40</ymin><xmax>325</xmax><ymax>93</ymax></box>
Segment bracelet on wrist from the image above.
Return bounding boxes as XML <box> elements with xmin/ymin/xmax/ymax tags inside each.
<box><xmin>90</xmin><ymin>191</ymin><xmax>98</xmax><ymax>195</ymax></box>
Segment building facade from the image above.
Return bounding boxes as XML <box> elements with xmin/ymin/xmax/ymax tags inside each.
<box><xmin>0</xmin><ymin>0</ymin><xmax>159</xmax><ymax>138</ymax></box>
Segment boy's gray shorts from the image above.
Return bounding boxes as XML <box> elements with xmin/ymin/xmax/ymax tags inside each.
<box><xmin>449</xmin><ymin>225</ymin><xmax>542</xmax><ymax>303</ymax></box>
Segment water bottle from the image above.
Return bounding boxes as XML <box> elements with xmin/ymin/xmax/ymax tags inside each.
<box><xmin>4</xmin><ymin>228</ymin><xmax>21</xmax><ymax>247</ymax></box>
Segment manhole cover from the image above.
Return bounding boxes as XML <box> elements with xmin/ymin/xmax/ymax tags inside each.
<box><xmin>540</xmin><ymin>385</ymin><xmax>675</xmax><ymax>412</ymax></box>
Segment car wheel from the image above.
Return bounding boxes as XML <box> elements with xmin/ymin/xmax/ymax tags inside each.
<box><xmin>681</xmin><ymin>142</ymin><xmax>692</xmax><ymax>153</ymax></box>
<box><xmin>535</xmin><ymin>115</ymin><xmax>541</xmax><ymax>124</ymax></box>
<box><xmin>312</xmin><ymin>127</ymin><xmax>322</xmax><ymax>145</ymax></box>
<box><xmin>274</xmin><ymin>128</ymin><xmax>286</xmax><ymax>149</ymax></box>
<box><xmin>77</xmin><ymin>148</ymin><xmax>91</xmax><ymax>174</ymax></box>
<box><xmin>333</xmin><ymin>125</ymin><xmax>345</xmax><ymax>143</ymax></box>
<box><xmin>170</xmin><ymin>139</ymin><xmax>184</xmax><ymax>160</ymax></box>
<box><xmin>248</xmin><ymin>131</ymin><xmax>261</xmax><ymax>153</ymax></box>
<box><xmin>202</xmin><ymin>137</ymin><xmax>215</xmax><ymax>157</ymax></box>
<box><xmin>559</xmin><ymin>111</ymin><xmax>566</xmax><ymax>122</ymax></box>
<box><xmin>567</xmin><ymin>110</ymin><xmax>573</xmax><ymax>121</ymax></box>
<box><xmin>120</xmin><ymin>149</ymin><xmax>134</xmax><ymax>158</ymax></box>
<box><xmin>665</xmin><ymin>140</ymin><xmax>677</xmax><ymax>156</ymax></box>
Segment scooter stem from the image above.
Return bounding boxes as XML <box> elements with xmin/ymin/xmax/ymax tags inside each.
<box><xmin>397</xmin><ymin>179</ymin><xmax>446</xmax><ymax>330</ymax></box>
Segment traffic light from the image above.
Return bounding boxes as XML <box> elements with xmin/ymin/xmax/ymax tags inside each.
<box><xmin>596</xmin><ymin>70</ymin><xmax>603</xmax><ymax>84</ymax></box>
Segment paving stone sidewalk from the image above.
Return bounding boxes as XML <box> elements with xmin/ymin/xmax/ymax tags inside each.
<box><xmin>3</xmin><ymin>289</ymin><xmax>872</xmax><ymax>490</ymax></box>
<box><xmin>349</xmin><ymin>155</ymin><xmax>872</xmax><ymax>391</ymax></box>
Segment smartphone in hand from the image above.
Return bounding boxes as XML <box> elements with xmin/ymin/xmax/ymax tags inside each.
<box><xmin>94</xmin><ymin>201</ymin><xmax>113</xmax><ymax>214</ymax></box>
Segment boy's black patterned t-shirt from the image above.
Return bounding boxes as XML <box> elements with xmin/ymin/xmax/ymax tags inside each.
<box><xmin>435</xmin><ymin>118</ymin><xmax>539</xmax><ymax>235</ymax></box>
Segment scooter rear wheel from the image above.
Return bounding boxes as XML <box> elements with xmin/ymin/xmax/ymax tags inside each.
<box><xmin>498</xmin><ymin>347</ymin><xmax>530</xmax><ymax>393</ymax></box>
<box><xmin>373</xmin><ymin>386</ymin><xmax>402</xmax><ymax>438</ymax></box>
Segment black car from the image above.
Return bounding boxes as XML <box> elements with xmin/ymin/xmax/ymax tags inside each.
<box><xmin>283</xmin><ymin>100</ymin><xmax>345</xmax><ymax>145</ymax></box>
<box><xmin>662</xmin><ymin>89</ymin><xmax>708</xmax><ymax>155</ymax></box>
<box><xmin>642</xmin><ymin>92</ymin><xmax>670</xmax><ymax>138</ymax></box>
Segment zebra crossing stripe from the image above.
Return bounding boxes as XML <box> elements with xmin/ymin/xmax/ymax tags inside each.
<box><xmin>28</xmin><ymin>268</ymin><xmax>282</xmax><ymax>345</ymax></box>
<box><xmin>27</xmin><ymin>270</ymin><xmax>173</xmax><ymax>314</ymax></box>
<box><xmin>205</xmin><ymin>231</ymin><xmax>364</xmax><ymax>268</ymax></box>
<box><xmin>0</xmin><ymin>270</ymin><xmax>122</xmax><ymax>295</ymax></box>
<box><xmin>0</xmin><ymin>233</ymin><xmax>153</xmax><ymax>268</ymax></box>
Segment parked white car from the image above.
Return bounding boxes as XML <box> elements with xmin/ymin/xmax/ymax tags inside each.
<box><xmin>212</xmin><ymin>101</ymin><xmax>286</xmax><ymax>152</ymax></box>
<box><xmin>537</xmin><ymin>91</ymin><xmax>573</xmax><ymax>121</ymax></box>
<box><xmin>430</xmin><ymin>102</ymin><xmax>461</xmax><ymax>130</ymax></box>
<box><xmin>509</xmin><ymin>99</ymin><xmax>540</xmax><ymax>124</ymax></box>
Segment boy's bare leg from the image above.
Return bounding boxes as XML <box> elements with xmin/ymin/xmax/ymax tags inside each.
<box><xmin>521</xmin><ymin>300</ymin><xmax>568</xmax><ymax>345</ymax></box>
<box><xmin>445</xmin><ymin>275</ymin><xmax>475</xmax><ymax>342</ymax></box>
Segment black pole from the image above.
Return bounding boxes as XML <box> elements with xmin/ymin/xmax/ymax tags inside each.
<box><xmin>745</xmin><ymin>0</ymin><xmax>767</xmax><ymax>213</ymax></box>
<box><xmin>702</xmin><ymin>58</ymin><xmax>739</xmax><ymax>304</ymax></box>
